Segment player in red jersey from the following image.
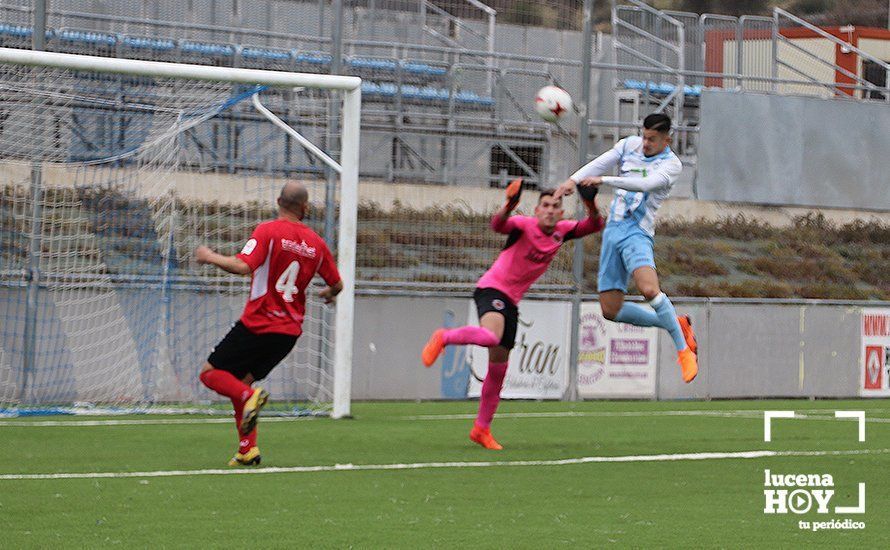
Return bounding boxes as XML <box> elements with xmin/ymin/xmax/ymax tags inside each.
<box><xmin>195</xmin><ymin>181</ymin><xmax>342</xmax><ymax>466</ymax></box>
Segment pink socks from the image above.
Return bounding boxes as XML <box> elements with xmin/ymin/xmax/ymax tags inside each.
<box><xmin>442</xmin><ymin>326</ymin><xmax>500</xmax><ymax>348</ymax></box>
<box><xmin>475</xmin><ymin>361</ymin><xmax>509</xmax><ymax>429</ymax></box>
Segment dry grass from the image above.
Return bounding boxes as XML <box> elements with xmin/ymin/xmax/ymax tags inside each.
<box><xmin>3</xmin><ymin>186</ymin><xmax>889</xmax><ymax>300</ymax></box>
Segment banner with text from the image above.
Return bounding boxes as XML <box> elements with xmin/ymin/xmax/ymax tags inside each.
<box><xmin>467</xmin><ymin>300</ymin><xmax>571</xmax><ymax>399</ymax></box>
<box><xmin>861</xmin><ymin>308</ymin><xmax>890</xmax><ymax>397</ymax></box>
<box><xmin>577</xmin><ymin>302</ymin><xmax>659</xmax><ymax>398</ymax></box>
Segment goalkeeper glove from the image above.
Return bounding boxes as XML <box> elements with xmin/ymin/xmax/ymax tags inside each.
<box><xmin>504</xmin><ymin>178</ymin><xmax>523</xmax><ymax>211</ymax></box>
<box><xmin>576</xmin><ymin>182</ymin><xmax>598</xmax><ymax>201</ymax></box>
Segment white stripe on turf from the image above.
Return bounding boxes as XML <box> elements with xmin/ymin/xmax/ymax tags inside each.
<box><xmin>402</xmin><ymin>410</ymin><xmax>890</xmax><ymax>422</ymax></box>
<box><xmin>2</xmin><ymin>409</ymin><xmax>889</xmax><ymax>427</ymax></box>
<box><xmin>1</xmin><ymin>448</ymin><xmax>888</xmax><ymax>480</ymax></box>
<box><xmin>0</xmin><ymin>417</ymin><xmax>306</xmax><ymax>427</ymax></box>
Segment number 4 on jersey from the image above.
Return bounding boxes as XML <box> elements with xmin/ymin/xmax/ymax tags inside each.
<box><xmin>275</xmin><ymin>260</ymin><xmax>301</xmax><ymax>302</ymax></box>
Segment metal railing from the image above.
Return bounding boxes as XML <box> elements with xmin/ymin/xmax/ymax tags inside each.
<box><xmin>0</xmin><ymin>0</ymin><xmax>886</xmax><ymax>188</ymax></box>
<box><xmin>774</xmin><ymin>8</ymin><xmax>890</xmax><ymax>102</ymax></box>
<box><xmin>612</xmin><ymin>0</ymin><xmax>685</xmax><ymax>127</ymax></box>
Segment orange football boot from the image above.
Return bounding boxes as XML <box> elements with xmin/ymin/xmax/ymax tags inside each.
<box><xmin>422</xmin><ymin>328</ymin><xmax>446</xmax><ymax>367</ymax></box>
<box><xmin>677</xmin><ymin>348</ymin><xmax>698</xmax><ymax>383</ymax></box>
<box><xmin>677</xmin><ymin>315</ymin><xmax>698</xmax><ymax>354</ymax></box>
<box><xmin>470</xmin><ymin>425</ymin><xmax>503</xmax><ymax>450</ymax></box>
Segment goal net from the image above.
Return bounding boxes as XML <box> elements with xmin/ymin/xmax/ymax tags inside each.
<box><xmin>0</xmin><ymin>48</ymin><xmax>359</xmax><ymax>418</ymax></box>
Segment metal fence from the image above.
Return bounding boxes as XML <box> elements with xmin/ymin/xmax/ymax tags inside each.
<box><xmin>1</xmin><ymin>0</ymin><xmax>888</xmax><ymax>409</ymax></box>
<box><xmin>1</xmin><ymin>1</ymin><xmax>887</xmax><ymax>191</ymax></box>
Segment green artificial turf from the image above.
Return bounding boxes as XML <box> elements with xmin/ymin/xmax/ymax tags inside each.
<box><xmin>2</xmin><ymin>399</ymin><xmax>887</xmax><ymax>548</ymax></box>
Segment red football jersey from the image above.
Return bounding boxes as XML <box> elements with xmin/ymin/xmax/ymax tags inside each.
<box><xmin>235</xmin><ymin>218</ymin><xmax>341</xmax><ymax>336</ymax></box>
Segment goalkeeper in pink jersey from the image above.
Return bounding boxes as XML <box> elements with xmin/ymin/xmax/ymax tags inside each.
<box><xmin>422</xmin><ymin>179</ymin><xmax>604</xmax><ymax>450</ymax></box>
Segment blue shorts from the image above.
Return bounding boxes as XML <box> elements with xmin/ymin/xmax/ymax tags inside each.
<box><xmin>597</xmin><ymin>223</ymin><xmax>656</xmax><ymax>293</ymax></box>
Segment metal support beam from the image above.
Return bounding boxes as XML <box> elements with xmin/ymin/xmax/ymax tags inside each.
<box><xmin>568</xmin><ymin>0</ymin><xmax>595</xmax><ymax>402</ymax></box>
<box><xmin>21</xmin><ymin>0</ymin><xmax>49</xmax><ymax>404</ymax></box>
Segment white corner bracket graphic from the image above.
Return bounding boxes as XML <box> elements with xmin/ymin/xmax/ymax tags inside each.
<box><xmin>764</xmin><ymin>411</ymin><xmax>795</xmax><ymax>442</ymax></box>
<box><xmin>835</xmin><ymin>483</ymin><xmax>866</xmax><ymax>514</ymax></box>
<box><xmin>834</xmin><ymin>410</ymin><xmax>866</xmax><ymax>442</ymax></box>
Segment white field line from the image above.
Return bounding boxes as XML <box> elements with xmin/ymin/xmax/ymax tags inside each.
<box><xmin>402</xmin><ymin>410</ymin><xmax>890</xmax><ymax>423</ymax></box>
<box><xmin>2</xmin><ymin>448</ymin><xmax>887</xmax><ymax>481</ymax></box>
<box><xmin>2</xmin><ymin>409</ymin><xmax>890</xmax><ymax>427</ymax></box>
<box><xmin>0</xmin><ymin>417</ymin><xmax>305</xmax><ymax>427</ymax></box>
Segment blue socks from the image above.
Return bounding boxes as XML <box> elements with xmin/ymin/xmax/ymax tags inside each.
<box><xmin>614</xmin><ymin>302</ymin><xmax>659</xmax><ymax>327</ymax></box>
<box><xmin>613</xmin><ymin>294</ymin><xmax>687</xmax><ymax>352</ymax></box>
<box><xmin>649</xmin><ymin>292</ymin><xmax>687</xmax><ymax>351</ymax></box>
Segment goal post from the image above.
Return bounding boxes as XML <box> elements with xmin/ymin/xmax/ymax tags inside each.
<box><xmin>0</xmin><ymin>47</ymin><xmax>360</xmax><ymax>418</ymax></box>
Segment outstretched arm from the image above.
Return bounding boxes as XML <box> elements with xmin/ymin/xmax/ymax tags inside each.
<box><xmin>581</xmin><ymin>196</ymin><xmax>601</xmax><ymax>220</ymax></box>
<box><xmin>491</xmin><ymin>178</ymin><xmax>523</xmax><ymax>234</ymax></box>
<box><xmin>564</xmin><ymin>197</ymin><xmax>605</xmax><ymax>239</ymax></box>
<box><xmin>574</xmin><ymin>159</ymin><xmax>681</xmax><ymax>194</ymax></box>
<box><xmin>555</xmin><ymin>140</ymin><xmax>624</xmax><ymax>199</ymax></box>
<box><xmin>195</xmin><ymin>245</ymin><xmax>251</xmax><ymax>275</ymax></box>
<box><xmin>599</xmin><ymin>170</ymin><xmax>675</xmax><ymax>192</ymax></box>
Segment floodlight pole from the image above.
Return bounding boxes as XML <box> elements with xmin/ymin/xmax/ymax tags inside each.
<box><xmin>567</xmin><ymin>0</ymin><xmax>595</xmax><ymax>402</ymax></box>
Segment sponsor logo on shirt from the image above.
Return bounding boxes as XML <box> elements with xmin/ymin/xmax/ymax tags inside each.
<box><xmin>281</xmin><ymin>238</ymin><xmax>317</xmax><ymax>258</ymax></box>
<box><xmin>240</xmin><ymin>238</ymin><xmax>257</xmax><ymax>255</ymax></box>
<box><xmin>525</xmin><ymin>249</ymin><xmax>552</xmax><ymax>263</ymax></box>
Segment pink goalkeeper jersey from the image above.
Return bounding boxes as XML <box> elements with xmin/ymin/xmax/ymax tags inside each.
<box><xmin>476</xmin><ymin>214</ymin><xmax>604</xmax><ymax>305</ymax></box>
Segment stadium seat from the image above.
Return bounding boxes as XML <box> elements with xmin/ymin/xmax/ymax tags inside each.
<box><xmin>361</xmin><ymin>81</ymin><xmax>494</xmax><ymax>107</ymax></box>
<box><xmin>180</xmin><ymin>40</ymin><xmax>235</xmax><ymax>57</ymax></box>
<box><xmin>56</xmin><ymin>28</ymin><xmax>117</xmax><ymax>47</ymax></box>
<box><xmin>0</xmin><ymin>23</ymin><xmax>34</xmax><ymax>38</ymax></box>
<box><xmin>0</xmin><ymin>23</ymin><xmax>50</xmax><ymax>49</ymax></box>
<box><xmin>346</xmin><ymin>57</ymin><xmax>446</xmax><ymax>78</ymax></box>
<box><xmin>401</xmin><ymin>61</ymin><xmax>447</xmax><ymax>77</ymax></box>
<box><xmin>294</xmin><ymin>51</ymin><xmax>332</xmax><ymax>65</ymax></box>
<box><xmin>241</xmin><ymin>46</ymin><xmax>292</xmax><ymax>61</ymax></box>
<box><xmin>121</xmin><ymin>35</ymin><xmax>176</xmax><ymax>52</ymax></box>
<box><xmin>623</xmin><ymin>79</ymin><xmax>702</xmax><ymax>97</ymax></box>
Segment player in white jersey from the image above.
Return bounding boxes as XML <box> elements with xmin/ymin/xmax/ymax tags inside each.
<box><xmin>555</xmin><ymin>113</ymin><xmax>698</xmax><ymax>382</ymax></box>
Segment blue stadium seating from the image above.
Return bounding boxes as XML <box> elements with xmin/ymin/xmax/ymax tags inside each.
<box><xmin>0</xmin><ymin>23</ymin><xmax>34</xmax><ymax>38</ymax></box>
<box><xmin>361</xmin><ymin>81</ymin><xmax>494</xmax><ymax>107</ymax></box>
<box><xmin>180</xmin><ymin>40</ymin><xmax>235</xmax><ymax>57</ymax></box>
<box><xmin>623</xmin><ymin>79</ymin><xmax>703</xmax><ymax>97</ymax></box>
<box><xmin>56</xmin><ymin>29</ymin><xmax>117</xmax><ymax>47</ymax></box>
<box><xmin>400</xmin><ymin>61</ymin><xmax>447</xmax><ymax>77</ymax></box>
<box><xmin>294</xmin><ymin>51</ymin><xmax>332</xmax><ymax>65</ymax></box>
<box><xmin>0</xmin><ymin>21</ymin><xmax>468</xmax><ymax>103</ymax></box>
<box><xmin>241</xmin><ymin>46</ymin><xmax>292</xmax><ymax>61</ymax></box>
<box><xmin>347</xmin><ymin>57</ymin><xmax>447</xmax><ymax>77</ymax></box>
<box><xmin>121</xmin><ymin>36</ymin><xmax>176</xmax><ymax>52</ymax></box>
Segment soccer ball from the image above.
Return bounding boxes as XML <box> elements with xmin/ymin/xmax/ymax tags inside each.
<box><xmin>534</xmin><ymin>85</ymin><xmax>572</xmax><ymax>122</ymax></box>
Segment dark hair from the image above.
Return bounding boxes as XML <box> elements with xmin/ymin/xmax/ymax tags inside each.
<box><xmin>538</xmin><ymin>190</ymin><xmax>560</xmax><ymax>203</ymax></box>
<box><xmin>643</xmin><ymin>113</ymin><xmax>672</xmax><ymax>134</ymax></box>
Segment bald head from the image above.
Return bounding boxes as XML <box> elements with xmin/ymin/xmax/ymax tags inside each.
<box><xmin>277</xmin><ymin>181</ymin><xmax>309</xmax><ymax>220</ymax></box>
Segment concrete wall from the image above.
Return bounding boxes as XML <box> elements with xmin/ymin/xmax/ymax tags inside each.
<box><xmin>698</xmin><ymin>90</ymin><xmax>890</xmax><ymax>211</ymax></box>
<box><xmin>352</xmin><ymin>295</ymin><xmax>872</xmax><ymax>400</ymax></box>
<box><xmin>653</xmin><ymin>301</ymin><xmax>862</xmax><ymax>400</ymax></box>
<box><xmin>4</xmin><ymin>286</ymin><xmax>878</xmax><ymax>403</ymax></box>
